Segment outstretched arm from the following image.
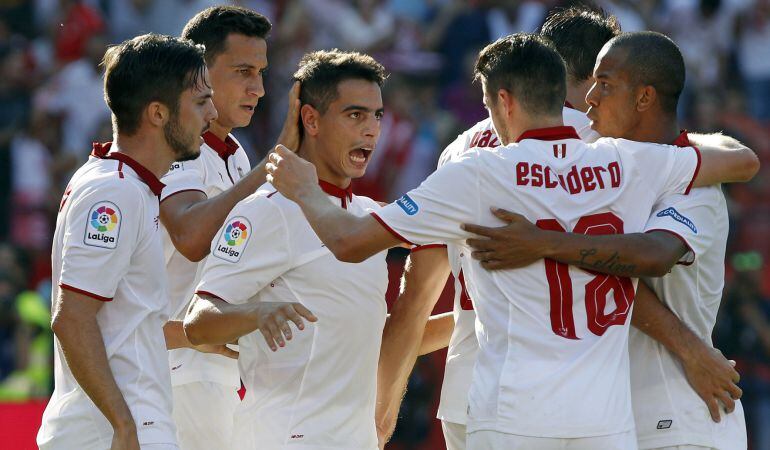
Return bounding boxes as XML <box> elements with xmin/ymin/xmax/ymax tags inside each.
<box><xmin>266</xmin><ymin>146</ymin><xmax>402</xmax><ymax>262</ymax></box>
<box><xmin>464</xmin><ymin>208</ymin><xmax>686</xmax><ymax>277</ymax></box>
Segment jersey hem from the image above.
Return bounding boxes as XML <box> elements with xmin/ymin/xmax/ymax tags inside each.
<box><xmin>466</xmin><ymin>420</ymin><xmax>635</xmax><ymax>438</ymax></box>
<box><xmin>370</xmin><ymin>212</ymin><xmax>414</xmax><ymax>245</ymax></box>
<box><xmin>59</xmin><ymin>283</ymin><xmax>112</xmax><ymax>301</ymax></box>
<box><xmin>160</xmin><ymin>188</ymin><xmax>207</xmax><ymax>203</ymax></box>
<box><xmin>645</xmin><ymin>228</ymin><xmax>696</xmax><ymax>265</ymax></box>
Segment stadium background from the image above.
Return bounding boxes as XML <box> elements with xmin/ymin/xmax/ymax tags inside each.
<box><xmin>0</xmin><ymin>0</ymin><xmax>768</xmax><ymax>448</ymax></box>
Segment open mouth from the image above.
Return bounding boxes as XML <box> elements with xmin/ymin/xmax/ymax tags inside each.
<box><xmin>241</xmin><ymin>105</ymin><xmax>256</xmax><ymax>113</ymax></box>
<box><xmin>349</xmin><ymin>147</ymin><xmax>373</xmax><ymax>166</ymax></box>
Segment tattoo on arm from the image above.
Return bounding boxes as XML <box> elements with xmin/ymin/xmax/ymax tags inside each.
<box><xmin>562</xmin><ymin>249</ymin><xmax>638</xmax><ymax>276</ymax></box>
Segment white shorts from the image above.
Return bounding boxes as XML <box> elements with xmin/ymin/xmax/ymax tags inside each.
<box><xmin>172</xmin><ymin>381</ymin><xmax>240</xmax><ymax>450</ymax></box>
<box><xmin>466</xmin><ymin>429</ymin><xmax>638</xmax><ymax>450</ymax></box>
<box><xmin>442</xmin><ymin>420</ymin><xmax>467</xmax><ymax>450</ymax></box>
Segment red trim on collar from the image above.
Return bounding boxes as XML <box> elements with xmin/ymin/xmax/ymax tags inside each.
<box><xmin>672</xmin><ymin>130</ymin><xmax>691</xmax><ymax>147</ymax></box>
<box><xmin>564</xmin><ymin>100</ymin><xmax>575</xmax><ymax>110</ymax></box>
<box><xmin>91</xmin><ymin>142</ymin><xmax>166</xmax><ymax>197</ymax></box>
<box><xmin>319</xmin><ymin>180</ymin><xmax>353</xmax><ymax>209</ymax></box>
<box><xmin>202</xmin><ymin>131</ymin><xmax>239</xmax><ymax>160</ymax></box>
<box><xmin>515</xmin><ymin>126</ymin><xmax>581</xmax><ymax>143</ymax></box>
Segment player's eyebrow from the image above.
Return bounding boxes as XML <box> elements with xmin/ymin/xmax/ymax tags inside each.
<box><xmin>342</xmin><ymin>105</ymin><xmax>385</xmax><ymax>115</ymax></box>
<box><xmin>231</xmin><ymin>63</ymin><xmax>268</xmax><ymax>70</ymax></box>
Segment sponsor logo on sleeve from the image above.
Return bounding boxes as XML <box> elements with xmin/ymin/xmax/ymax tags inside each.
<box><xmin>656</xmin><ymin>207</ymin><xmax>697</xmax><ymax>234</ymax></box>
<box><xmin>396</xmin><ymin>194</ymin><xmax>419</xmax><ymax>216</ymax></box>
<box><xmin>84</xmin><ymin>202</ymin><xmax>122</xmax><ymax>249</ymax></box>
<box><xmin>213</xmin><ymin>217</ymin><xmax>251</xmax><ymax>262</ymax></box>
<box><xmin>656</xmin><ymin>419</ymin><xmax>672</xmax><ymax>430</ymax></box>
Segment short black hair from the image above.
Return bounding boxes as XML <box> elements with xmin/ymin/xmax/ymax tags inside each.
<box><xmin>608</xmin><ymin>31</ymin><xmax>686</xmax><ymax>114</ymax></box>
<box><xmin>540</xmin><ymin>5</ymin><xmax>620</xmax><ymax>82</ymax></box>
<box><xmin>182</xmin><ymin>6</ymin><xmax>271</xmax><ymax>64</ymax></box>
<box><xmin>102</xmin><ymin>33</ymin><xmax>207</xmax><ymax>135</ymax></box>
<box><xmin>293</xmin><ymin>49</ymin><xmax>387</xmax><ymax>114</ymax></box>
<box><xmin>474</xmin><ymin>33</ymin><xmax>566</xmax><ymax>116</ymax></box>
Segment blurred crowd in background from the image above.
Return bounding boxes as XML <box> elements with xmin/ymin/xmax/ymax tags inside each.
<box><xmin>0</xmin><ymin>0</ymin><xmax>769</xmax><ymax>448</ymax></box>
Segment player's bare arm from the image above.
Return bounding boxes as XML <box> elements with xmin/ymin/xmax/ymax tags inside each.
<box><xmin>162</xmin><ymin>320</ymin><xmax>238</xmax><ymax>359</ymax></box>
<box><xmin>51</xmin><ymin>289</ymin><xmax>139</xmax><ymax>449</ymax></box>
<box><xmin>266</xmin><ymin>145</ymin><xmax>401</xmax><ymax>262</ymax></box>
<box><xmin>418</xmin><ymin>312</ymin><xmax>455</xmax><ymax>356</ymax></box>
<box><xmin>160</xmin><ymin>82</ymin><xmax>301</xmax><ymax>261</ymax></box>
<box><xmin>632</xmin><ymin>282</ymin><xmax>741</xmax><ymax>422</ymax></box>
<box><xmin>693</xmin><ymin>139</ymin><xmax>759</xmax><ymax>187</ymax></box>
<box><xmin>376</xmin><ymin>247</ymin><xmax>451</xmax><ymax>446</ymax></box>
<box><xmin>183</xmin><ymin>293</ymin><xmax>317</xmax><ymax>352</ymax></box>
<box><xmin>464</xmin><ymin>208</ymin><xmax>685</xmax><ymax>276</ymax></box>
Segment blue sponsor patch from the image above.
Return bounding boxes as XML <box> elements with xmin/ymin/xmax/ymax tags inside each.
<box><xmin>396</xmin><ymin>194</ymin><xmax>419</xmax><ymax>216</ymax></box>
<box><xmin>656</xmin><ymin>207</ymin><xmax>697</xmax><ymax>234</ymax></box>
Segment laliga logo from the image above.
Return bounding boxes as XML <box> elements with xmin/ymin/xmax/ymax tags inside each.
<box><xmin>216</xmin><ymin>219</ymin><xmax>249</xmax><ymax>260</ymax></box>
<box><xmin>88</xmin><ymin>206</ymin><xmax>118</xmax><ymax>243</ymax></box>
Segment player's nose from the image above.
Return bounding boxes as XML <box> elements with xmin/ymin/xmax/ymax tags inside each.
<box><xmin>585</xmin><ymin>82</ymin><xmax>599</xmax><ymax>107</ymax></box>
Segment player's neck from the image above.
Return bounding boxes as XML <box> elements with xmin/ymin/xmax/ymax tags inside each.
<box><xmin>113</xmin><ymin>132</ymin><xmax>176</xmax><ymax>179</ymax></box>
<box><xmin>626</xmin><ymin>114</ymin><xmax>680</xmax><ymax>145</ymax></box>
<box><xmin>297</xmin><ymin>140</ymin><xmax>352</xmax><ymax>190</ymax></box>
<box><xmin>507</xmin><ymin>114</ymin><xmax>564</xmax><ymax>144</ymax></box>
<box><xmin>207</xmin><ymin>120</ymin><xmax>232</xmax><ymax>142</ymax></box>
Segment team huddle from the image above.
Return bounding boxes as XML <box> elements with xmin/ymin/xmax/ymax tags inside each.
<box><xmin>37</xmin><ymin>4</ymin><xmax>757</xmax><ymax>450</ymax></box>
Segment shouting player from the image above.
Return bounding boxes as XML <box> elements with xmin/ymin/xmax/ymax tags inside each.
<box><xmin>376</xmin><ymin>6</ymin><xmax>620</xmax><ymax>449</ymax></box>
<box><xmin>158</xmin><ymin>7</ymin><xmax>299</xmax><ymax>450</ymax></box>
<box><xmin>184</xmin><ymin>50</ymin><xmax>392</xmax><ymax>449</ymax></box>
<box><xmin>265</xmin><ymin>33</ymin><xmax>757</xmax><ymax>449</ymax></box>
<box><xmin>465</xmin><ymin>32</ymin><xmax>748</xmax><ymax>450</ymax></box>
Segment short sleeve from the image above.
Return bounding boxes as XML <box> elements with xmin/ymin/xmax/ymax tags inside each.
<box><xmin>373</xmin><ymin>153</ymin><xmax>480</xmax><ymax>246</ymax></box>
<box><xmin>616</xmin><ymin>139</ymin><xmax>700</xmax><ymax>202</ymax></box>
<box><xmin>59</xmin><ymin>182</ymin><xmax>143</xmax><ymax>301</ymax></box>
<box><xmin>195</xmin><ymin>196</ymin><xmax>292</xmax><ymax>305</ymax></box>
<box><xmin>160</xmin><ymin>159</ymin><xmax>206</xmax><ymax>202</ymax></box>
<box><xmin>643</xmin><ymin>186</ymin><xmax>723</xmax><ymax>264</ymax></box>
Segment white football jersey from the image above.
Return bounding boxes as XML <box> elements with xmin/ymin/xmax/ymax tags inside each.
<box><xmin>160</xmin><ymin>132</ymin><xmax>250</xmax><ymax>388</ymax></box>
<box><xmin>436</xmin><ymin>108</ymin><xmax>598</xmax><ymax>425</ymax></box>
<box><xmin>374</xmin><ymin>126</ymin><xmax>700</xmax><ymax>438</ymax></box>
<box><xmin>38</xmin><ymin>144</ymin><xmax>176</xmax><ymax>449</ymax></box>
<box><xmin>631</xmin><ymin>132</ymin><xmax>746</xmax><ymax>449</ymax></box>
<box><xmin>196</xmin><ymin>182</ymin><xmax>388</xmax><ymax>450</ymax></box>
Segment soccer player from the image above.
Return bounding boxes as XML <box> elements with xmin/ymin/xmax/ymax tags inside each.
<box><xmin>158</xmin><ymin>7</ymin><xmax>299</xmax><ymax>450</ymax></box>
<box><xmin>265</xmin><ymin>33</ymin><xmax>757</xmax><ymax>449</ymax></box>
<box><xmin>183</xmin><ymin>50</ymin><xmax>390</xmax><ymax>449</ymax></box>
<box><xmin>37</xmin><ymin>34</ymin><xmax>217</xmax><ymax>450</ymax></box>
<box><xmin>464</xmin><ymin>32</ymin><xmax>748</xmax><ymax>449</ymax></box>
<box><xmin>376</xmin><ymin>6</ymin><xmax>620</xmax><ymax>448</ymax></box>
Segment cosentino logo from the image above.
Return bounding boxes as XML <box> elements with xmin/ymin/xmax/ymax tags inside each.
<box><xmin>84</xmin><ymin>202</ymin><xmax>122</xmax><ymax>249</ymax></box>
<box><xmin>214</xmin><ymin>217</ymin><xmax>251</xmax><ymax>263</ymax></box>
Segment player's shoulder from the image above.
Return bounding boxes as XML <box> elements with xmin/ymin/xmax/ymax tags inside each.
<box><xmin>439</xmin><ymin>117</ymin><xmax>495</xmax><ymax>166</ymax></box>
<box><xmin>66</xmin><ymin>160</ymin><xmax>147</xmax><ymax>216</ymax></box>
<box><xmin>351</xmin><ymin>194</ymin><xmax>382</xmax><ymax>212</ymax></box>
<box><xmin>162</xmin><ymin>156</ymin><xmax>205</xmax><ymax>180</ymax></box>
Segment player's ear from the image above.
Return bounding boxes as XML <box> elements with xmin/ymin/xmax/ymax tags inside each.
<box><xmin>497</xmin><ymin>88</ymin><xmax>515</xmax><ymax>118</ymax></box>
<box><xmin>637</xmin><ymin>85</ymin><xmax>656</xmax><ymax>113</ymax></box>
<box><xmin>301</xmin><ymin>103</ymin><xmax>320</xmax><ymax>137</ymax></box>
<box><xmin>146</xmin><ymin>101</ymin><xmax>169</xmax><ymax>128</ymax></box>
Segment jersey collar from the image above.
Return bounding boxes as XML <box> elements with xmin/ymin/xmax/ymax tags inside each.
<box><xmin>319</xmin><ymin>179</ymin><xmax>353</xmax><ymax>209</ymax></box>
<box><xmin>564</xmin><ymin>100</ymin><xmax>576</xmax><ymax>110</ymax></box>
<box><xmin>91</xmin><ymin>142</ymin><xmax>166</xmax><ymax>197</ymax></box>
<box><xmin>202</xmin><ymin>131</ymin><xmax>239</xmax><ymax>161</ymax></box>
<box><xmin>515</xmin><ymin>126</ymin><xmax>581</xmax><ymax>143</ymax></box>
<box><xmin>672</xmin><ymin>130</ymin><xmax>691</xmax><ymax>147</ymax></box>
